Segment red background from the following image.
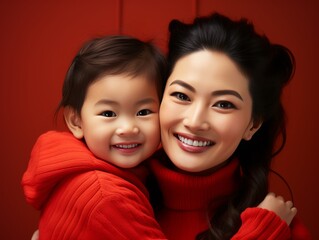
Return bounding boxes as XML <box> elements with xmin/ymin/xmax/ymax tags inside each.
<box><xmin>1</xmin><ymin>0</ymin><xmax>318</xmax><ymax>239</ymax></box>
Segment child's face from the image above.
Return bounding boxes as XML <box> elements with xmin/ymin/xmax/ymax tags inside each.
<box><xmin>78</xmin><ymin>74</ymin><xmax>160</xmax><ymax>168</ymax></box>
<box><xmin>160</xmin><ymin>50</ymin><xmax>259</xmax><ymax>173</ymax></box>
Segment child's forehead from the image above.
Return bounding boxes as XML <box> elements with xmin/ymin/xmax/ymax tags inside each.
<box><xmin>88</xmin><ymin>74</ymin><xmax>159</xmax><ymax>99</ymax></box>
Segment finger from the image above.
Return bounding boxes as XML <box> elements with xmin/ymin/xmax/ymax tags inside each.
<box><xmin>291</xmin><ymin>207</ymin><xmax>298</xmax><ymax>214</ymax></box>
<box><xmin>276</xmin><ymin>195</ymin><xmax>284</xmax><ymax>202</ymax></box>
<box><xmin>286</xmin><ymin>200</ymin><xmax>294</xmax><ymax>208</ymax></box>
<box><xmin>268</xmin><ymin>192</ymin><xmax>276</xmax><ymax>197</ymax></box>
<box><xmin>286</xmin><ymin>207</ymin><xmax>298</xmax><ymax>226</ymax></box>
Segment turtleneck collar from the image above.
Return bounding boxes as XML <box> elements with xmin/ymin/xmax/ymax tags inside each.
<box><xmin>149</xmin><ymin>151</ymin><xmax>240</xmax><ymax>211</ymax></box>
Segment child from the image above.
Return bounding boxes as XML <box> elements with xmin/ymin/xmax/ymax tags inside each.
<box><xmin>22</xmin><ymin>35</ymin><xmax>167</xmax><ymax>239</ymax></box>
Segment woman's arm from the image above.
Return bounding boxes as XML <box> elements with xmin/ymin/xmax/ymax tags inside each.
<box><xmin>232</xmin><ymin>193</ymin><xmax>312</xmax><ymax>239</ymax></box>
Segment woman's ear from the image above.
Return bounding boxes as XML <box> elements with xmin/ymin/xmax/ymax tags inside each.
<box><xmin>243</xmin><ymin>120</ymin><xmax>262</xmax><ymax>141</ymax></box>
<box><xmin>64</xmin><ymin>107</ymin><xmax>84</xmax><ymax>139</ymax></box>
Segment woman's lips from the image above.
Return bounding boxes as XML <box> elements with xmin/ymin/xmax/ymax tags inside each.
<box><xmin>174</xmin><ymin>133</ymin><xmax>214</xmax><ymax>153</ymax></box>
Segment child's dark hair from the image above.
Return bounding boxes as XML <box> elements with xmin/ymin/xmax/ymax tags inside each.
<box><xmin>56</xmin><ymin>35</ymin><xmax>167</xmax><ymax>116</ymax></box>
<box><xmin>167</xmin><ymin>13</ymin><xmax>295</xmax><ymax>239</ymax></box>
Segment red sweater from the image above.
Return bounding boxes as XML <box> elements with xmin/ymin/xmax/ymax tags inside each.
<box><xmin>149</xmin><ymin>151</ymin><xmax>312</xmax><ymax>240</ymax></box>
<box><xmin>22</xmin><ymin>131</ymin><xmax>166</xmax><ymax>240</ymax></box>
<box><xmin>22</xmin><ymin>131</ymin><xmax>311</xmax><ymax>240</ymax></box>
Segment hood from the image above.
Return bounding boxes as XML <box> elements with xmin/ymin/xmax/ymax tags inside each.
<box><xmin>21</xmin><ymin>131</ymin><xmax>146</xmax><ymax>210</ymax></box>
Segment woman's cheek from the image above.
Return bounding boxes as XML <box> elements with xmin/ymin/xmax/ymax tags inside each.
<box><xmin>220</xmin><ymin>116</ymin><xmax>251</xmax><ymax>139</ymax></box>
<box><xmin>160</xmin><ymin>101</ymin><xmax>176</xmax><ymax>124</ymax></box>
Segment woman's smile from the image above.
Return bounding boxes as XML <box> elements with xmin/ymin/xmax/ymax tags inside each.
<box><xmin>174</xmin><ymin>133</ymin><xmax>214</xmax><ymax>153</ymax></box>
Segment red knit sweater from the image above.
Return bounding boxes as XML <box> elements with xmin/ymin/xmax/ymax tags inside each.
<box><xmin>22</xmin><ymin>131</ymin><xmax>166</xmax><ymax>240</ymax></box>
<box><xmin>22</xmin><ymin>131</ymin><xmax>311</xmax><ymax>240</ymax></box>
<box><xmin>149</xmin><ymin>151</ymin><xmax>312</xmax><ymax>240</ymax></box>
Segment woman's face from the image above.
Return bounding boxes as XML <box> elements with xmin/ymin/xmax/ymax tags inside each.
<box><xmin>160</xmin><ymin>50</ymin><xmax>258</xmax><ymax>173</ymax></box>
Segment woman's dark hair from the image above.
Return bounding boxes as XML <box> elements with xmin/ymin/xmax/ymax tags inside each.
<box><xmin>167</xmin><ymin>13</ymin><xmax>295</xmax><ymax>239</ymax></box>
<box><xmin>56</xmin><ymin>35</ymin><xmax>167</xmax><ymax>116</ymax></box>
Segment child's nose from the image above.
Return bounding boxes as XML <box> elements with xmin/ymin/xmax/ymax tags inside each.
<box><xmin>115</xmin><ymin>120</ymin><xmax>140</xmax><ymax>136</ymax></box>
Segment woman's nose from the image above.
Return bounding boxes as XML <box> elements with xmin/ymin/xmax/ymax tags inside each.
<box><xmin>183</xmin><ymin>103</ymin><xmax>210</xmax><ymax>131</ymax></box>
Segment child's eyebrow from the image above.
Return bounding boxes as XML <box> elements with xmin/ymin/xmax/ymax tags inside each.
<box><xmin>95</xmin><ymin>98</ymin><xmax>157</xmax><ymax>106</ymax></box>
<box><xmin>136</xmin><ymin>98</ymin><xmax>158</xmax><ymax>105</ymax></box>
<box><xmin>95</xmin><ymin>99</ymin><xmax>118</xmax><ymax>106</ymax></box>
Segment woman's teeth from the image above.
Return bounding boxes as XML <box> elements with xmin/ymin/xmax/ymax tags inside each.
<box><xmin>177</xmin><ymin>135</ymin><xmax>212</xmax><ymax>147</ymax></box>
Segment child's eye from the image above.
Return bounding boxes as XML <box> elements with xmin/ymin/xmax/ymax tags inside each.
<box><xmin>171</xmin><ymin>92</ymin><xmax>190</xmax><ymax>101</ymax></box>
<box><xmin>137</xmin><ymin>109</ymin><xmax>152</xmax><ymax>116</ymax></box>
<box><xmin>214</xmin><ymin>101</ymin><xmax>236</xmax><ymax>109</ymax></box>
<box><xmin>101</xmin><ymin>111</ymin><xmax>117</xmax><ymax>117</ymax></box>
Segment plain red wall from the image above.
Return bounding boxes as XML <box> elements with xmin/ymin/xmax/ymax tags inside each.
<box><xmin>1</xmin><ymin>0</ymin><xmax>318</xmax><ymax>239</ymax></box>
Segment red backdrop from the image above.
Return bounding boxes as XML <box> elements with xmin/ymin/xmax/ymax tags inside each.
<box><xmin>1</xmin><ymin>0</ymin><xmax>318</xmax><ymax>239</ymax></box>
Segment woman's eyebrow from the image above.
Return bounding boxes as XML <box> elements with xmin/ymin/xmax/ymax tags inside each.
<box><xmin>169</xmin><ymin>80</ymin><xmax>243</xmax><ymax>101</ymax></box>
<box><xmin>212</xmin><ymin>90</ymin><xmax>243</xmax><ymax>101</ymax></box>
<box><xmin>169</xmin><ymin>80</ymin><xmax>195</xmax><ymax>92</ymax></box>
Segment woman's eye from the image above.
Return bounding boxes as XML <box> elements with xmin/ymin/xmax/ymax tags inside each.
<box><xmin>101</xmin><ymin>111</ymin><xmax>117</xmax><ymax>117</ymax></box>
<box><xmin>214</xmin><ymin>101</ymin><xmax>236</xmax><ymax>109</ymax></box>
<box><xmin>171</xmin><ymin>92</ymin><xmax>190</xmax><ymax>101</ymax></box>
<box><xmin>137</xmin><ymin>109</ymin><xmax>152</xmax><ymax>116</ymax></box>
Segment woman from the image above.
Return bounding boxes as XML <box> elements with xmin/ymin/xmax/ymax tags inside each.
<box><xmin>148</xmin><ymin>13</ymin><xmax>311</xmax><ymax>239</ymax></box>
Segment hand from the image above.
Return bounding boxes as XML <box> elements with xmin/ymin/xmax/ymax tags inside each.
<box><xmin>258</xmin><ymin>192</ymin><xmax>297</xmax><ymax>225</ymax></box>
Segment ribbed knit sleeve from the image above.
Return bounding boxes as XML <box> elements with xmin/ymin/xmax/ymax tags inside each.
<box><xmin>232</xmin><ymin>207</ymin><xmax>291</xmax><ymax>240</ymax></box>
<box><xmin>82</xmin><ymin>172</ymin><xmax>166</xmax><ymax>240</ymax></box>
<box><xmin>39</xmin><ymin>171</ymin><xmax>166</xmax><ymax>240</ymax></box>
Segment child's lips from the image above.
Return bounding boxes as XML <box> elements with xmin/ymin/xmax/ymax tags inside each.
<box><xmin>114</xmin><ymin>143</ymin><xmax>139</xmax><ymax>149</ymax></box>
<box><xmin>112</xmin><ymin>143</ymin><xmax>142</xmax><ymax>154</ymax></box>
